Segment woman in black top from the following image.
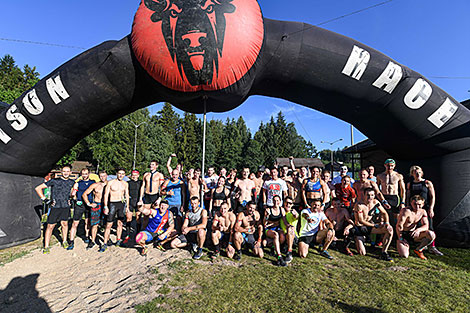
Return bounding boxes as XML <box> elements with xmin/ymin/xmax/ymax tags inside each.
<box><xmin>210</xmin><ymin>176</ymin><xmax>231</xmax><ymax>216</ymax></box>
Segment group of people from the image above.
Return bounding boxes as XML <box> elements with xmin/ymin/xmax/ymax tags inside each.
<box><xmin>35</xmin><ymin>155</ymin><xmax>443</xmax><ymax>266</ymax></box>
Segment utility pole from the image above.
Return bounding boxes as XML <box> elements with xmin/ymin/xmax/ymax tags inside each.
<box><xmin>124</xmin><ymin>118</ymin><xmax>147</xmax><ymax>170</ymax></box>
<box><xmin>321</xmin><ymin>138</ymin><xmax>343</xmax><ymax>174</ymax></box>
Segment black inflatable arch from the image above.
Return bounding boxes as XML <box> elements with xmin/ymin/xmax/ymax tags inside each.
<box><xmin>1</xmin><ymin>0</ymin><xmax>469</xmax><ymax>248</ymax></box>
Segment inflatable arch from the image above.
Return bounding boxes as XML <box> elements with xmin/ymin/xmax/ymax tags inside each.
<box><xmin>0</xmin><ymin>0</ymin><xmax>469</xmax><ymax>248</ymax></box>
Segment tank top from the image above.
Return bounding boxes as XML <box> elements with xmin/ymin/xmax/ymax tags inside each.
<box><xmin>213</xmin><ymin>187</ymin><xmax>227</xmax><ymax>201</ymax></box>
<box><xmin>187</xmin><ymin>208</ymin><xmax>204</xmax><ymax>227</ymax></box>
<box><xmin>166</xmin><ymin>179</ymin><xmax>183</xmax><ymax>206</ymax></box>
<box><xmin>146</xmin><ymin>209</ymin><xmax>170</xmax><ymax>234</ymax></box>
<box><xmin>409</xmin><ymin>180</ymin><xmax>429</xmax><ymax>203</ymax></box>
<box><xmin>77</xmin><ymin>180</ymin><xmax>94</xmax><ymax>202</ymax></box>
<box><xmin>268</xmin><ymin>208</ymin><xmax>282</xmax><ymax>223</ymax></box>
<box><xmin>306</xmin><ymin>179</ymin><xmax>322</xmax><ymax>193</ymax></box>
<box><xmin>128</xmin><ymin>180</ymin><xmax>143</xmax><ymax>200</ymax></box>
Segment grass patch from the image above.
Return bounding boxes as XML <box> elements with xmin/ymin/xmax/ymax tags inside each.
<box><xmin>0</xmin><ymin>239</ymin><xmax>43</xmax><ymax>266</ymax></box>
<box><xmin>136</xmin><ymin>247</ymin><xmax>470</xmax><ymax>313</ymax></box>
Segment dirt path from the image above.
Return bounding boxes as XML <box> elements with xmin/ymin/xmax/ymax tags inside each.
<box><xmin>0</xmin><ymin>239</ymin><xmax>189</xmax><ymax>312</ymax></box>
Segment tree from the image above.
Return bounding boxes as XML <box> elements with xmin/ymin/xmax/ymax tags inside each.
<box><xmin>179</xmin><ymin>112</ymin><xmax>199</xmax><ymax>169</ymax></box>
<box><xmin>0</xmin><ymin>54</ymin><xmax>39</xmax><ymax>104</ymax></box>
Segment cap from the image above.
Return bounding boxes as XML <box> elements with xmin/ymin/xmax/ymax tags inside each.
<box><xmin>160</xmin><ymin>199</ymin><xmax>169</xmax><ymax>205</ymax></box>
<box><xmin>258</xmin><ymin>166</ymin><xmax>266</xmax><ymax>172</ymax></box>
<box><xmin>131</xmin><ymin>170</ymin><xmax>139</xmax><ymax>175</ymax></box>
<box><xmin>384</xmin><ymin>159</ymin><xmax>396</xmax><ymax>164</ymax></box>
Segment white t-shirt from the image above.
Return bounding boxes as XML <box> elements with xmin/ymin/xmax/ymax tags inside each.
<box><xmin>299</xmin><ymin>209</ymin><xmax>328</xmax><ymax>237</ymax></box>
<box><xmin>263</xmin><ymin>178</ymin><xmax>288</xmax><ymax>206</ymax></box>
<box><xmin>332</xmin><ymin>174</ymin><xmax>355</xmax><ymax>185</ymax></box>
<box><xmin>204</xmin><ymin>175</ymin><xmax>219</xmax><ymax>190</ymax></box>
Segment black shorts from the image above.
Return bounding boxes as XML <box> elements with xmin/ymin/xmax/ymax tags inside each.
<box><xmin>242</xmin><ymin>233</ymin><xmax>256</xmax><ymax>249</ymax></box>
<box><xmin>401</xmin><ymin>231</ymin><xmax>416</xmax><ymax>245</ymax></box>
<box><xmin>178</xmin><ymin>232</ymin><xmax>198</xmax><ymax>244</ymax></box>
<box><xmin>73</xmin><ymin>202</ymin><xmax>90</xmax><ymax>221</ymax></box>
<box><xmin>384</xmin><ymin>195</ymin><xmax>401</xmax><ymax>214</ymax></box>
<box><xmin>47</xmin><ymin>207</ymin><xmax>70</xmax><ymax>224</ymax></box>
<box><xmin>106</xmin><ymin>202</ymin><xmax>126</xmax><ymax>222</ymax></box>
<box><xmin>143</xmin><ymin>193</ymin><xmax>160</xmax><ymax>205</ymax></box>
<box><xmin>129</xmin><ymin>200</ymin><xmax>139</xmax><ymax>213</ymax></box>
<box><xmin>299</xmin><ymin>232</ymin><xmax>318</xmax><ymax>246</ymax></box>
<box><xmin>353</xmin><ymin>226</ymin><xmax>373</xmax><ymax>237</ymax></box>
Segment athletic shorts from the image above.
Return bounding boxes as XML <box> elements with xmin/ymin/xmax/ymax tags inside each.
<box><xmin>384</xmin><ymin>195</ymin><xmax>401</xmax><ymax>214</ymax></box>
<box><xmin>220</xmin><ymin>232</ymin><xmax>230</xmax><ymax>245</ymax></box>
<box><xmin>143</xmin><ymin>193</ymin><xmax>160</xmax><ymax>205</ymax></box>
<box><xmin>299</xmin><ymin>232</ymin><xmax>319</xmax><ymax>246</ymax></box>
<box><xmin>140</xmin><ymin>230</ymin><xmax>168</xmax><ymax>243</ymax></box>
<box><xmin>353</xmin><ymin>225</ymin><xmax>373</xmax><ymax>237</ymax></box>
<box><xmin>265</xmin><ymin>226</ymin><xmax>281</xmax><ymax>235</ymax></box>
<box><xmin>106</xmin><ymin>202</ymin><xmax>126</xmax><ymax>222</ymax></box>
<box><xmin>47</xmin><ymin>207</ymin><xmax>70</xmax><ymax>224</ymax></box>
<box><xmin>177</xmin><ymin>232</ymin><xmax>198</xmax><ymax>244</ymax></box>
<box><xmin>242</xmin><ymin>233</ymin><xmax>256</xmax><ymax>249</ymax></box>
<box><xmin>169</xmin><ymin>205</ymin><xmax>183</xmax><ymax>218</ymax></box>
<box><xmin>129</xmin><ymin>200</ymin><xmax>139</xmax><ymax>213</ymax></box>
<box><xmin>90</xmin><ymin>203</ymin><xmax>102</xmax><ymax>226</ymax></box>
<box><xmin>73</xmin><ymin>202</ymin><xmax>90</xmax><ymax>221</ymax></box>
<box><xmin>401</xmin><ymin>231</ymin><xmax>416</xmax><ymax>245</ymax></box>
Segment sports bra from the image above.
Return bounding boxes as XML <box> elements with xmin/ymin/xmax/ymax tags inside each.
<box><xmin>409</xmin><ymin>180</ymin><xmax>429</xmax><ymax>203</ymax></box>
<box><xmin>306</xmin><ymin>179</ymin><xmax>322</xmax><ymax>193</ymax></box>
<box><xmin>213</xmin><ymin>187</ymin><xmax>227</xmax><ymax>201</ymax></box>
<box><xmin>268</xmin><ymin>208</ymin><xmax>282</xmax><ymax>223</ymax></box>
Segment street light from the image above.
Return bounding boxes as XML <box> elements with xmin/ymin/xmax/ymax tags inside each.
<box><xmin>320</xmin><ymin>138</ymin><xmax>343</xmax><ymax>173</ymax></box>
<box><xmin>124</xmin><ymin>118</ymin><xmax>147</xmax><ymax>170</ymax></box>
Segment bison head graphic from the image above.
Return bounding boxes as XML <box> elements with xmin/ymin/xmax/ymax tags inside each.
<box><xmin>143</xmin><ymin>0</ymin><xmax>236</xmax><ymax>86</ymax></box>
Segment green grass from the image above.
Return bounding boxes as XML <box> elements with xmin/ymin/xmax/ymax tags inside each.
<box><xmin>136</xmin><ymin>247</ymin><xmax>470</xmax><ymax>313</ymax></box>
<box><xmin>0</xmin><ymin>239</ymin><xmax>43</xmax><ymax>266</ymax></box>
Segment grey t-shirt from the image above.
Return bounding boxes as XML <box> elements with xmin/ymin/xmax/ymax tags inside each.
<box><xmin>45</xmin><ymin>178</ymin><xmax>74</xmax><ymax>208</ymax></box>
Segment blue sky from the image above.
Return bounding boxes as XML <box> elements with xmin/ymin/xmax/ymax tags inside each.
<box><xmin>1</xmin><ymin>0</ymin><xmax>469</xmax><ymax>152</ymax></box>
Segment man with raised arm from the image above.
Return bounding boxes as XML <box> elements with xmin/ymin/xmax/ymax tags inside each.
<box><xmin>170</xmin><ymin>196</ymin><xmax>208</xmax><ymax>259</ymax></box>
<box><xmin>82</xmin><ymin>170</ymin><xmax>108</xmax><ymax>250</ymax></box>
<box><xmin>135</xmin><ymin>199</ymin><xmax>176</xmax><ymax>256</ymax></box>
<box><xmin>102</xmin><ymin>168</ymin><xmax>129</xmax><ymax>252</ymax></box>
<box><xmin>233</xmin><ymin>201</ymin><xmax>264</xmax><ymax>260</ymax></box>
<box><xmin>211</xmin><ymin>202</ymin><xmax>236</xmax><ymax>259</ymax></box>
<box><xmin>35</xmin><ymin>165</ymin><xmax>75</xmax><ymax>254</ymax></box>
<box><xmin>396</xmin><ymin>195</ymin><xmax>436</xmax><ymax>260</ymax></box>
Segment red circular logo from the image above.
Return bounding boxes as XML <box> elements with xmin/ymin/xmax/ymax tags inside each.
<box><xmin>132</xmin><ymin>0</ymin><xmax>264</xmax><ymax>92</ymax></box>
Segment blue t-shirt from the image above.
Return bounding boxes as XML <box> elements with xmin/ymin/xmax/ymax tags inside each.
<box><xmin>77</xmin><ymin>180</ymin><xmax>94</xmax><ymax>202</ymax></box>
<box><xmin>165</xmin><ymin>179</ymin><xmax>184</xmax><ymax>207</ymax></box>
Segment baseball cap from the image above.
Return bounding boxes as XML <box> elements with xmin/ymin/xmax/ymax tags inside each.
<box><xmin>384</xmin><ymin>159</ymin><xmax>396</xmax><ymax>164</ymax></box>
<box><xmin>160</xmin><ymin>199</ymin><xmax>169</xmax><ymax>205</ymax></box>
<box><xmin>131</xmin><ymin>170</ymin><xmax>139</xmax><ymax>175</ymax></box>
<box><xmin>258</xmin><ymin>166</ymin><xmax>266</xmax><ymax>172</ymax></box>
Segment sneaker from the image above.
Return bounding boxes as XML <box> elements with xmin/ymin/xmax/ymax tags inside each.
<box><xmin>429</xmin><ymin>246</ymin><xmax>444</xmax><ymax>256</ymax></box>
<box><xmin>62</xmin><ymin>242</ymin><xmax>69</xmax><ymax>249</ymax></box>
<box><xmin>42</xmin><ymin>247</ymin><xmax>50</xmax><ymax>254</ymax></box>
<box><xmin>66</xmin><ymin>241</ymin><xmax>74</xmax><ymax>250</ymax></box>
<box><xmin>380</xmin><ymin>252</ymin><xmax>394</xmax><ymax>262</ymax></box>
<box><xmin>84</xmin><ymin>237</ymin><xmax>90</xmax><ymax>244</ymax></box>
<box><xmin>123</xmin><ymin>236</ymin><xmax>130</xmax><ymax>245</ymax></box>
<box><xmin>345</xmin><ymin>247</ymin><xmax>354</xmax><ymax>256</ymax></box>
<box><xmin>99</xmin><ymin>244</ymin><xmax>108</xmax><ymax>253</ymax></box>
<box><xmin>115</xmin><ymin>239</ymin><xmax>123</xmax><ymax>247</ymax></box>
<box><xmin>191</xmin><ymin>243</ymin><xmax>198</xmax><ymax>254</ymax></box>
<box><xmin>156</xmin><ymin>243</ymin><xmax>166</xmax><ymax>252</ymax></box>
<box><xmin>414</xmin><ymin>249</ymin><xmax>427</xmax><ymax>260</ymax></box>
<box><xmin>320</xmin><ymin>250</ymin><xmax>334</xmax><ymax>260</ymax></box>
<box><xmin>276</xmin><ymin>256</ymin><xmax>287</xmax><ymax>267</ymax></box>
<box><xmin>107</xmin><ymin>240</ymin><xmax>114</xmax><ymax>246</ymax></box>
<box><xmin>211</xmin><ymin>251</ymin><xmax>220</xmax><ymax>259</ymax></box>
<box><xmin>234</xmin><ymin>250</ymin><xmax>242</xmax><ymax>261</ymax></box>
<box><xmin>193</xmin><ymin>248</ymin><xmax>203</xmax><ymax>260</ymax></box>
<box><xmin>377</xmin><ymin>241</ymin><xmax>383</xmax><ymax>247</ymax></box>
<box><xmin>140</xmin><ymin>246</ymin><xmax>149</xmax><ymax>256</ymax></box>
<box><xmin>285</xmin><ymin>252</ymin><xmax>293</xmax><ymax>264</ymax></box>
<box><xmin>86</xmin><ymin>241</ymin><xmax>95</xmax><ymax>250</ymax></box>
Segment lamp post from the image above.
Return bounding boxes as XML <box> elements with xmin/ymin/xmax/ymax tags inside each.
<box><xmin>124</xmin><ymin>118</ymin><xmax>147</xmax><ymax>170</ymax></box>
<box><xmin>320</xmin><ymin>138</ymin><xmax>343</xmax><ymax>173</ymax></box>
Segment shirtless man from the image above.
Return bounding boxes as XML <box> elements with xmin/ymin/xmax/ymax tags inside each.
<box><xmin>102</xmin><ymin>168</ymin><xmax>129</xmax><ymax>252</ymax></box>
<box><xmin>211</xmin><ymin>202</ymin><xmax>236</xmax><ymax>259</ymax></box>
<box><xmin>396</xmin><ymin>195</ymin><xmax>435</xmax><ymax>260</ymax></box>
<box><xmin>377</xmin><ymin>159</ymin><xmax>406</xmax><ymax>224</ymax></box>
<box><xmin>353</xmin><ymin>169</ymin><xmax>386</xmax><ymax>204</ymax></box>
<box><xmin>325</xmin><ymin>198</ymin><xmax>354</xmax><ymax>253</ymax></box>
<box><xmin>139</xmin><ymin>160</ymin><xmax>164</xmax><ymax>210</ymax></box>
<box><xmin>252</xmin><ymin>167</ymin><xmax>265</xmax><ymax>208</ymax></box>
<box><xmin>187</xmin><ymin>168</ymin><xmax>207</xmax><ymax>201</ymax></box>
<box><xmin>321</xmin><ymin>170</ymin><xmax>334</xmax><ymax>209</ymax></box>
<box><xmin>82</xmin><ymin>170</ymin><xmax>108</xmax><ymax>250</ymax></box>
<box><xmin>352</xmin><ymin>188</ymin><xmax>394</xmax><ymax>262</ymax></box>
<box><xmin>287</xmin><ymin>171</ymin><xmax>303</xmax><ymax>212</ymax></box>
<box><xmin>233</xmin><ymin>201</ymin><xmax>264</xmax><ymax>260</ymax></box>
<box><xmin>234</xmin><ymin>168</ymin><xmax>256</xmax><ymax>212</ymax></box>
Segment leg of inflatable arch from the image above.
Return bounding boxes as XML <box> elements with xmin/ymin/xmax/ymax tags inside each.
<box><xmin>0</xmin><ymin>172</ymin><xmax>43</xmax><ymax>249</ymax></box>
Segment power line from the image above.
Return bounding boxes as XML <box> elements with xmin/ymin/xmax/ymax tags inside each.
<box><xmin>429</xmin><ymin>76</ymin><xmax>470</xmax><ymax>80</ymax></box>
<box><xmin>0</xmin><ymin>37</ymin><xmax>86</xmax><ymax>50</ymax></box>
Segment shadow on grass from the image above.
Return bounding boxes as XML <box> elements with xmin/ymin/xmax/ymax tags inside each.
<box><xmin>429</xmin><ymin>247</ymin><xmax>470</xmax><ymax>271</ymax></box>
<box><xmin>327</xmin><ymin>299</ymin><xmax>385</xmax><ymax>313</ymax></box>
<box><xmin>0</xmin><ymin>274</ymin><xmax>51</xmax><ymax>313</ymax></box>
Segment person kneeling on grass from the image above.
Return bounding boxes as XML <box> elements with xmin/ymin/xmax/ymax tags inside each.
<box><xmin>211</xmin><ymin>202</ymin><xmax>236</xmax><ymax>259</ymax></box>
<box><xmin>396</xmin><ymin>195</ymin><xmax>436</xmax><ymax>260</ymax></box>
<box><xmin>135</xmin><ymin>199</ymin><xmax>176</xmax><ymax>256</ymax></box>
<box><xmin>298</xmin><ymin>198</ymin><xmax>335</xmax><ymax>259</ymax></box>
<box><xmin>170</xmin><ymin>196</ymin><xmax>208</xmax><ymax>260</ymax></box>
<box><xmin>233</xmin><ymin>201</ymin><xmax>264</xmax><ymax>261</ymax></box>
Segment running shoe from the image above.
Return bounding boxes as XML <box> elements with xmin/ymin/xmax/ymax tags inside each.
<box><xmin>377</xmin><ymin>241</ymin><xmax>383</xmax><ymax>247</ymax></box>
<box><xmin>86</xmin><ymin>241</ymin><xmax>95</xmax><ymax>250</ymax></box>
<box><xmin>211</xmin><ymin>251</ymin><xmax>220</xmax><ymax>259</ymax></box>
<box><xmin>123</xmin><ymin>236</ymin><xmax>130</xmax><ymax>245</ymax></box>
<box><xmin>66</xmin><ymin>241</ymin><xmax>74</xmax><ymax>250</ymax></box>
<box><xmin>380</xmin><ymin>252</ymin><xmax>394</xmax><ymax>262</ymax></box>
<box><xmin>285</xmin><ymin>251</ymin><xmax>293</xmax><ymax>264</ymax></box>
<box><xmin>107</xmin><ymin>240</ymin><xmax>114</xmax><ymax>246</ymax></box>
<box><xmin>156</xmin><ymin>243</ymin><xmax>166</xmax><ymax>252</ymax></box>
<box><xmin>84</xmin><ymin>237</ymin><xmax>90</xmax><ymax>244</ymax></box>
<box><xmin>191</xmin><ymin>243</ymin><xmax>198</xmax><ymax>254</ymax></box>
<box><xmin>320</xmin><ymin>250</ymin><xmax>334</xmax><ymax>260</ymax></box>
<box><xmin>345</xmin><ymin>247</ymin><xmax>354</xmax><ymax>256</ymax></box>
<box><xmin>42</xmin><ymin>247</ymin><xmax>50</xmax><ymax>254</ymax></box>
<box><xmin>276</xmin><ymin>256</ymin><xmax>287</xmax><ymax>267</ymax></box>
<box><xmin>99</xmin><ymin>244</ymin><xmax>108</xmax><ymax>253</ymax></box>
<box><xmin>62</xmin><ymin>242</ymin><xmax>69</xmax><ymax>249</ymax></box>
<box><xmin>140</xmin><ymin>246</ymin><xmax>149</xmax><ymax>256</ymax></box>
<box><xmin>414</xmin><ymin>249</ymin><xmax>427</xmax><ymax>260</ymax></box>
<box><xmin>429</xmin><ymin>246</ymin><xmax>444</xmax><ymax>256</ymax></box>
<box><xmin>234</xmin><ymin>250</ymin><xmax>242</xmax><ymax>261</ymax></box>
<box><xmin>193</xmin><ymin>248</ymin><xmax>203</xmax><ymax>260</ymax></box>
<box><xmin>115</xmin><ymin>239</ymin><xmax>123</xmax><ymax>247</ymax></box>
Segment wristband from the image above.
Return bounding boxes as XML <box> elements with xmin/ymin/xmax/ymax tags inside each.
<box><xmin>399</xmin><ymin>237</ymin><xmax>404</xmax><ymax>241</ymax></box>
<box><xmin>41</xmin><ymin>197</ymin><xmax>46</xmax><ymax>201</ymax></box>
<box><xmin>381</xmin><ymin>200</ymin><xmax>389</xmax><ymax>205</ymax></box>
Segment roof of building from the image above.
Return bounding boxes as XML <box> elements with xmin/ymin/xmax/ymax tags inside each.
<box><xmin>275</xmin><ymin>157</ymin><xmax>324</xmax><ymax>168</ymax></box>
<box><xmin>342</xmin><ymin>139</ymin><xmax>377</xmax><ymax>154</ymax></box>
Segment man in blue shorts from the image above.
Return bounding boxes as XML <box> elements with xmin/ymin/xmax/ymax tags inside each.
<box><xmin>135</xmin><ymin>199</ymin><xmax>176</xmax><ymax>256</ymax></box>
